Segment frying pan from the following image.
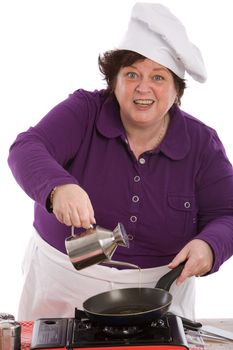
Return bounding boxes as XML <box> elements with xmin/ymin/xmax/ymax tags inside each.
<box><xmin>83</xmin><ymin>262</ymin><xmax>185</xmax><ymax>326</ymax></box>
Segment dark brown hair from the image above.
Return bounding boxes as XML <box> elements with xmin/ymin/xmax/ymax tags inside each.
<box><xmin>98</xmin><ymin>49</ymin><xmax>186</xmax><ymax>105</ymax></box>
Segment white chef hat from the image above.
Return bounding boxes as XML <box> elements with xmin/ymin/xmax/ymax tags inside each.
<box><xmin>118</xmin><ymin>2</ymin><xmax>207</xmax><ymax>82</ymax></box>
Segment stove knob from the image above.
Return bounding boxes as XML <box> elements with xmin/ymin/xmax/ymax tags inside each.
<box><xmin>157</xmin><ymin>319</ymin><xmax>165</xmax><ymax>327</ymax></box>
<box><xmin>78</xmin><ymin>321</ymin><xmax>92</xmax><ymax>330</ymax></box>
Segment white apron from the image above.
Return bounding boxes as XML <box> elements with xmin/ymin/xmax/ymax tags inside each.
<box><xmin>18</xmin><ymin>231</ymin><xmax>195</xmax><ymax>321</ymax></box>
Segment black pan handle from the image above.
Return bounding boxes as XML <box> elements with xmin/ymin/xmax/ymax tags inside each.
<box><xmin>167</xmin><ymin>312</ymin><xmax>202</xmax><ymax>330</ymax></box>
<box><xmin>166</xmin><ymin>311</ymin><xmax>202</xmax><ymax>331</ymax></box>
<box><xmin>180</xmin><ymin>316</ymin><xmax>202</xmax><ymax>330</ymax></box>
<box><xmin>155</xmin><ymin>261</ymin><xmax>186</xmax><ymax>291</ymax></box>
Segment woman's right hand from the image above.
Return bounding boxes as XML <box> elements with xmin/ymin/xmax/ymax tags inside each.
<box><xmin>51</xmin><ymin>184</ymin><xmax>96</xmax><ymax>229</ymax></box>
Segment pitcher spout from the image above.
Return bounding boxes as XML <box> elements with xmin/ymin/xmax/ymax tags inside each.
<box><xmin>113</xmin><ymin>223</ymin><xmax>129</xmax><ymax>247</ymax></box>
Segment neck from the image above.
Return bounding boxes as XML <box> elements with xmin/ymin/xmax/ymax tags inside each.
<box><xmin>126</xmin><ymin>114</ymin><xmax>169</xmax><ymax>159</ymax></box>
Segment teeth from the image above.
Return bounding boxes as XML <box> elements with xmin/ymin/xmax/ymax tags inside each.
<box><xmin>134</xmin><ymin>99</ymin><xmax>154</xmax><ymax>105</ymax></box>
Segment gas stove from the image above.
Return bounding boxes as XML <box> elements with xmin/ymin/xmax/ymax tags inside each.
<box><xmin>30</xmin><ymin>309</ymin><xmax>189</xmax><ymax>349</ymax></box>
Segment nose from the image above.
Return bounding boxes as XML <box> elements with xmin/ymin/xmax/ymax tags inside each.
<box><xmin>135</xmin><ymin>78</ymin><xmax>151</xmax><ymax>94</ymax></box>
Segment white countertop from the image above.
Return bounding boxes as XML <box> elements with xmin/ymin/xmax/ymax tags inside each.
<box><xmin>198</xmin><ymin>319</ymin><xmax>233</xmax><ymax>350</ymax></box>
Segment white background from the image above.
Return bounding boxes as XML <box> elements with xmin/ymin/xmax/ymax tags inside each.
<box><xmin>0</xmin><ymin>0</ymin><xmax>232</xmax><ymax>319</ymax></box>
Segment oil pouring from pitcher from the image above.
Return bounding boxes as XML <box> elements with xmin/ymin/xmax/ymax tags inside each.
<box><xmin>65</xmin><ymin>223</ymin><xmax>139</xmax><ymax>270</ymax></box>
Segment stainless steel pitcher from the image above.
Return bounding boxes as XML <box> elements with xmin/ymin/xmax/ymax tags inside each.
<box><xmin>65</xmin><ymin>223</ymin><xmax>139</xmax><ymax>270</ymax></box>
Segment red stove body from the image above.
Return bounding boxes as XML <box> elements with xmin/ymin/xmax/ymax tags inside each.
<box><xmin>30</xmin><ymin>309</ymin><xmax>189</xmax><ymax>350</ymax></box>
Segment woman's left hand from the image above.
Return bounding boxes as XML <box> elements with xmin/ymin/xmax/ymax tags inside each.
<box><xmin>168</xmin><ymin>239</ymin><xmax>214</xmax><ymax>284</ymax></box>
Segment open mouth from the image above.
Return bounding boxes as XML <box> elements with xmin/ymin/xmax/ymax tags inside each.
<box><xmin>133</xmin><ymin>99</ymin><xmax>154</xmax><ymax>106</ymax></box>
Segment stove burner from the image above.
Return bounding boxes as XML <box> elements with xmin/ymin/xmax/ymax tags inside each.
<box><xmin>101</xmin><ymin>318</ymin><xmax>168</xmax><ymax>337</ymax></box>
<box><xmin>102</xmin><ymin>325</ymin><xmax>143</xmax><ymax>337</ymax></box>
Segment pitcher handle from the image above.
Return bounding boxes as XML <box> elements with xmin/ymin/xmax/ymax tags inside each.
<box><xmin>71</xmin><ymin>224</ymin><xmax>94</xmax><ymax>237</ymax></box>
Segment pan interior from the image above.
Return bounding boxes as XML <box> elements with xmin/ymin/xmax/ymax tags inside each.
<box><xmin>83</xmin><ymin>287</ymin><xmax>172</xmax><ymax>316</ymax></box>
<box><xmin>100</xmin><ymin>304</ymin><xmax>153</xmax><ymax>314</ymax></box>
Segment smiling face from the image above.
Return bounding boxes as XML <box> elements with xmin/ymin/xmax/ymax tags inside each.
<box><xmin>114</xmin><ymin>59</ymin><xmax>178</xmax><ymax>130</ymax></box>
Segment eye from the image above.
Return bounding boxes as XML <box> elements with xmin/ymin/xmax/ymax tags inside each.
<box><xmin>126</xmin><ymin>72</ymin><xmax>138</xmax><ymax>79</ymax></box>
<box><xmin>152</xmin><ymin>75</ymin><xmax>164</xmax><ymax>81</ymax></box>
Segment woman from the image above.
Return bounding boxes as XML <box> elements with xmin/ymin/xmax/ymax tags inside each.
<box><xmin>8</xmin><ymin>3</ymin><xmax>233</xmax><ymax>321</ymax></box>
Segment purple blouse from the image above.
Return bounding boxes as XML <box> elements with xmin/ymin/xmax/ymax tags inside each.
<box><xmin>8</xmin><ymin>89</ymin><xmax>233</xmax><ymax>272</ymax></box>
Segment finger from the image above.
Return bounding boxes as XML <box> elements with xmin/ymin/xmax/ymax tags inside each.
<box><xmin>176</xmin><ymin>264</ymin><xmax>193</xmax><ymax>285</ymax></box>
<box><xmin>176</xmin><ymin>256</ymin><xmax>201</xmax><ymax>284</ymax></box>
<box><xmin>80</xmin><ymin>217</ymin><xmax>93</xmax><ymax>229</ymax></box>
<box><xmin>58</xmin><ymin>211</ymin><xmax>73</xmax><ymax>227</ymax></box>
<box><xmin>168</xmin><ymin>251</ymin><xmax>188</xmax><ymax>269</ymax></box>
<box><xmin>76</xmin><ymin>196</ymin><xmax>95</xmax><ymax>228</ymax></box>
<box><xmin>53</xmin><ymin>211</ymin><xmax>65</xmax><ymax>225</ymax></box>
<box><xmin>78</xmin><ymin>208</ymin><xmax>92</xmax><ymax>229</ymax></box>
<box><xmin>87</xmin><ymin>200</ymin><xmax>96</xmax><ymax>224</ymax></box>
<box><xmin>54</xmin><ymin>206</ymin><xmax>78</xmax><ymax>227</ymax></box>
<box><xmin>63</xmin><ymin>204</ymin><xmax>91</xmax><ymax>229</ymax></box>
<box><xmin>67</xmin><ymin>206</ymin><xmax>82</xmax><ymax>228</ymax></box>
<box><xmin>62</xmin><ymin>214</ymin><xmax>73</xmax><ymax>227</ymax></box>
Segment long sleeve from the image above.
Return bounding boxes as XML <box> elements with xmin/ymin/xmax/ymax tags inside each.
<box><xmin>8</xmin><ymin>91</ymin><xmax>91</xmax><ymax>207</ymax></box>
<box><xmin>195</xmin><ymin>130</ymin><xmax>233</xmax><ymax>272</ymax></box>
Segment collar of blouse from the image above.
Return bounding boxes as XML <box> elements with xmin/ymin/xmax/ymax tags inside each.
<box><xmin>96</xmin><ymin>96</ymin><xmax>191</xmax><ymax>160</ymax></box>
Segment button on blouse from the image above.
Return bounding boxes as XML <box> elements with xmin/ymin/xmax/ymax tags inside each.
<box><xmin>132</xmin><ymin>195</ymin><xmax>139</xmax><ymax>203</ymax></box>
<box><xmin>130</xmin><ymin>216</ymin><xmax>138</xmax><ymax>223</ymax></box>
<box><xmin>139</xmin><ymin>158</ymin><xmax>146</xmax><ymax>164</ymax></box>
<box><xmin>134</xmin><ymin>175</ymin><xmax>140</xmax><ymax>182</ymax></box>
